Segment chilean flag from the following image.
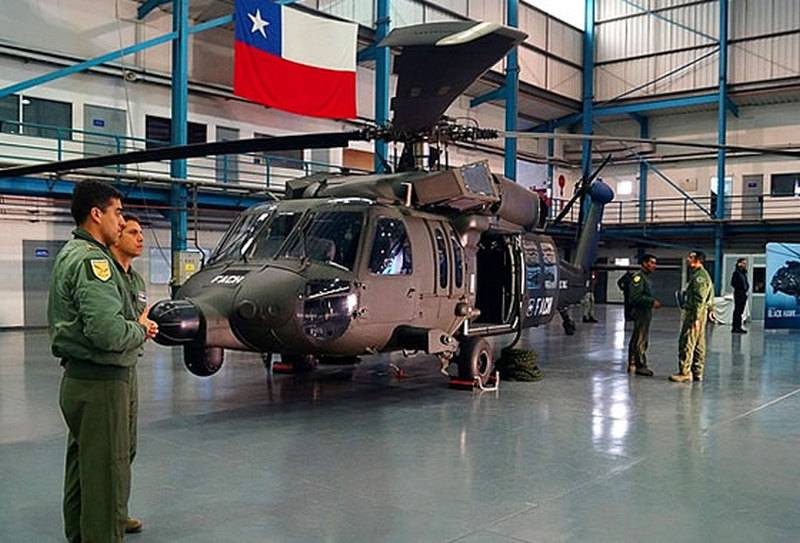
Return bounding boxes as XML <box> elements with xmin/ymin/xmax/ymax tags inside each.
<box><xmin>234</xmin><ymin>0</ymin><xmax>357</xmax><ymax>119</ymax></box>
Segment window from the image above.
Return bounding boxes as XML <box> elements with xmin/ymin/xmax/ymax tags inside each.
<box><xmin>254</xmin><ymin>132</ymin><xmax>304</xmax><ymax>170</ymax></box>
<box><xmin>369</xmin><ymin>218</ymin><xmax>412</xmax><ymax>275</ymax></box>
<box><xmin>450</xmin><ymin>231</ymin><xmax>464</xmax><ymax>288</ymax></box>
<box><xmin>145</xmin><ymin>115</ymin><xmax>206</xmax><ymax>149</ymax></box>
<box><xmin>752</xmin><ymin>266</ymin><xmax>766</xmax><ymax>294</ymax></box>
<box><xmin>616</xmin><ymin>180</ymin><xmax>633</xmax><ymax>195</ymax></box>
<box><xmin>434</xmin><ymin>228</ymin><xmax>449</xmax><ymax>289</ymax></box>
<box><xmin>216</xmin><ymin>126</ymin><xmax>240</xmax><ymax>183</ymax></box>
<box><xmin>0</xmin><ymin>95</ymin><xmax>73</xmax><ymax>139</ymax></box>
<box><xmin>149</xmin><ymin>247</ymin><xmax>171</xmax><ymax>285</ymax></box>
<box><xmin>771</xmin><ymin>173</ymin><xmax>800</xmax><ymax>197</ymax></box>
<box><xmin>251</xmin><ymin>212</ymin><xmax>301</xmax><ymax>259</ymax></box>
<box><xmin>522</xmin><ymin>238</ymin><xmax>543</xmax><ymax>290</ymax></box>
<box><xmin>0</xmin><ymin>94</ymin><xmax>19</xmax><ymax>134</ymax></box>
<box><xmin>285</xmin><ymin>210</ymin><xmax>364</xmax><ymax>271</ymax></box>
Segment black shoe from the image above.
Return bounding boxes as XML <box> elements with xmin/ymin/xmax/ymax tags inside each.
<box><xmin>732</xmin><ymin>328</ymin><xmax>747</xmax><ymax>334</ymax></box>
<box><xmin>635</xmin><ymin>367</ymin><xmax>654</xmax><ymax>377</ymax></box>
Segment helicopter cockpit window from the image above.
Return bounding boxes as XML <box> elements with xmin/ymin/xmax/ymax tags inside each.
<box><xmin>250</xmin><ymin>212</ymin><xmax>301</xmax><ymax>260</ymax></box>
<box><xmin>434</xmin><ymin>228</ymin><xmax>449</xmax><ymax>289</ymax></box>
<box><xmin>368</xmin><ymin>218</ymin><xmax>412</xmax><ymax>276</ymax></box>
<box><xmin>208</xmin><ymin>209</ymin><xmax>273</xmax><ymax>264</ymax></box>
<box><xmin>450</xmin><ymin>231</ymin><xmax>464</xmax><ymax>288</ymax></box>
<box><xmin>285</xmin><ymin>210</ymin><xmax>364</xmax><ymax>271</ymax></box>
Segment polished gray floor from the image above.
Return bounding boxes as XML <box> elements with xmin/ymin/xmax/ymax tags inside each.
<box><xmin>1</xmin><ymin>306</ymin><xmax>798</xmax><ymax>542</ymax></box>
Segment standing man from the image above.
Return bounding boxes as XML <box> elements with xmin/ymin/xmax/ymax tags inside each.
<box><xmin>617</xmin><ymin>270</ymin><xmax>634</xmax><ymax>322</ymax></box>
<box><xmin>49</xmin><ymin>180</ymin><xmax>158</xmax><ymax>542</ymax></box>
<box><xmin>670</xmin><ymin>251</ymin><xmax>715</xmax><ymax>383</ymax></box>
<box><xmin>582</xmin><ymin>272</ymin><xmax>599</xmax><ymax>323</ymax></box>
<box><xmin>627</xmin><ymin>254</ymin><xmax>661</xmax><ymax>376</ymax></box>
<box><xmin>731</xmin><ymin>258</ymin><xmax>749</xmax><ymax>333</ymax></box>
<box><xmin>110</xmin><ymin>212</ymin><xmax>148</xmax><ymax>534</ymax></box>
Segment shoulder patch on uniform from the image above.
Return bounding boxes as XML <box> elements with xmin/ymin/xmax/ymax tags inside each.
<box><xmin>632</xmin><ymin>275</ymin><xmax>642</xmax><ymax>284</ymax></box>
<box><xmin>695</xmin><ymin>276</ymin><xmax>706</xmax><ymax>284</ymax></box>
<box><xmin>88</xmin><ymin>259</ymin><xmax>112</xmax><ymax>282</ymax></box>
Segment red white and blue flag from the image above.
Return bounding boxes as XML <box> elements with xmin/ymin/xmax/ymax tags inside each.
<box><xmin>234</xmin><ymin>0</ymin><xmax>357</xmax><ymax>119</ymax></box>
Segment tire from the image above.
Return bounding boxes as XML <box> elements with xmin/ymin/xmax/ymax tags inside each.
<box><xmin>456</xmin><ymin>337</ymin><xmax>494</xmax><ymax>384</ymax></box>
<box><xmin>280</xmin><ymin>354</ymin><xmax>318</xmax><ymax>373</ymax></box>
<box><xmin>184</xmin><ymin>344</ymin><xmax>224</xmax><ymax>377</ymax></box>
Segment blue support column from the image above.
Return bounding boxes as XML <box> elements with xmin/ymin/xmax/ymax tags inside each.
<box><xmin>714</xmin><ymin>0</ymin><xmax>729</xmax><ymax>293</ymax></box>
<box><xmin>547</xmin><ymin>136</ymin><xmax>554</xmax><ymax>193</ymax></box>
<box><xmin>170</xmin><ymin>0</ymin><xmax>189</xmax><ymax>267</ymax></box>
<box><xmin>637</xmin><ymin>115</ymin><xmax>649</xmax><ymax>223</ymax></box>
<box><xmin>504</xmin><ymin>0</ymin><xmax>520</xmax><ymax>180</ymax></box>
<box><xmin>374</xmin><ymin>0</ymin><xmax>390</xmax><ymax>173</ymax></box>
<box><xmin>581</xmin><ymin>0</ymin><xmax>595</xmax><ymax>185</ymax></box>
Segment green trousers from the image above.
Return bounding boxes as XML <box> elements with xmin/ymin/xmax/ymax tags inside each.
<box><xmin>129</xmin><ymin>368</ymin><xmax>138</xmax><ymax>464</ymax></box>
<box><xmin>628</xmin><ymin>310</ymin><xmax>652</xmax><ymax>368</ymax></box>
<box><xmin>60</xmin><ymin>375</ymin><xmax>130</xmax><ymax>543</ymax></box>
<box><xmin>678</xmin><ymin>313</ymin><xmax>707</xmax><ymax>377</ymax></box>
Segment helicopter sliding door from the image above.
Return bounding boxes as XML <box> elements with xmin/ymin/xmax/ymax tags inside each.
<box><xmin>473</xmin><ymin>233</ymin><xmax>519</xmax><ymax>328</ymax></box>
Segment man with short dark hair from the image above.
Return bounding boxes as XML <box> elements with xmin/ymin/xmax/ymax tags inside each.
<box><xmin>110</xmin><ymin>212</ymin><xmax>148</xmax><ymax>534</ymax></box>
<box><xmin>670</xmin><ymin>251</ymin><xmax>714</xmax><ymax>383</ymax></box>
<box><xmin>627</xmin><ymin>253</ymin><xmax>661</xmax><ymax>376</ymax></box>
<box><xmin>731</xmin><ymin>257</ymin><xmax>749</xmax><ymax>333</ymax></box>
<box><xmin>49</xmin><ymin>180</ymin><xmax>158</xmax><ymax>542</ymax></box>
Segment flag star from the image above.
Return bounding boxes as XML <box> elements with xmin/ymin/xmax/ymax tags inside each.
<box><xmin>248</xmin><ymin>9</ymin><xmax>269</xmax><ymax>39</ymax></box>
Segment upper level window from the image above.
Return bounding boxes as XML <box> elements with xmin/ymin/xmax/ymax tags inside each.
<box><xmin>0</xmin><ymin>94</ymin><xmax>72</xmax><ymax>140</ymax></box>
<box><xmin>146</xmin><ymin>115</ymin><xmax>206</xmax><ymax>149</ymax></box>
<box><xmin>771</xmin><ymin>173</ymin><xmax>800</xmax><ymax>197</ymax></box>
<box><xmin>369</xmin><ymin>218</ymin><xmax>412</xmax><ymax>275</ymax></box>
<box><xmin>254</xmin><ymin>132</ymin><xmax>305</xmax><ymax>170</ymax></box>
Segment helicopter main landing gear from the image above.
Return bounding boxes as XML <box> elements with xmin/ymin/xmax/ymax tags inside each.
<box><xmin>448</xmin><ymin>337</ymin><xmax>498</xmax><ymax>390</ymax></box>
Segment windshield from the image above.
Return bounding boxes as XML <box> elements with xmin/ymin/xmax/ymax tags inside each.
<box><xmin>284</xmin><ymin>209</ymin><xmax>364</xmax><ymax>271</ymax></box>
<box><xmin>208</xmin><ymin>207</ymin><xmax>274</xmax><ymax>264</ymax></box>
<box><xmin>250</xmin><ymin>211</ymin><xmax>302</xmax><ymax>260</ymax></box>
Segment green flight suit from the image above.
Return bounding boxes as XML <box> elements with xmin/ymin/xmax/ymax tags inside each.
<box><xmin>119</xmin><ymin>265</ymin><xmax>147</xmax><ymax>465</ymax></box>
<box><xmin>627</xmin><ymin>269</ymin><xmax>655</xmax><ymax>369</ymax></box>
<box><xmin>677</xmin><ymin>266</ymin><xmax>714</xmax><ymax>377</ymax></box>
<box><xmin>49</xmin><ymin>227</ymin><xmax>147</xmax><ymax>543</ymax></box>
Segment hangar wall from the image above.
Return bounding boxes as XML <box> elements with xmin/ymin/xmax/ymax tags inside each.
<box><xmin>0</xmin><ymin>213</ymin><xmax>225</xmax><ymax>328</ymax></box>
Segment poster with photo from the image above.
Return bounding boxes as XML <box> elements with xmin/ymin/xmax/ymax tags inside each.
<box><xmin>765</xmin><ymin>242</ymin><xmax>800</xmax><ymax>329</ymax></box>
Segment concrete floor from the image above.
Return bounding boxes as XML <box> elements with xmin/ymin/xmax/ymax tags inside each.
<box><xmin>1</xmin><ymin>305</ymin><xmax>798</xmax><ymax>543</ymax></box>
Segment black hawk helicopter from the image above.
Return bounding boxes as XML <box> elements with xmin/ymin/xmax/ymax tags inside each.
<box><xmin>1</xmin><ymin>21</ymin><xmax>615</xmax><ymax>386</ymax></box>
<box><xmin>770</xmin><ymin>244</ymin><xmax>800</xmax><ymax>303</ymax></box>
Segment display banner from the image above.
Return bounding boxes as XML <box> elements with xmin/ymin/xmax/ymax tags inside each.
<box><xmin>765</xmin><ymin>242</ymin><xmax>800</xmax><ymax>329</ymax></box>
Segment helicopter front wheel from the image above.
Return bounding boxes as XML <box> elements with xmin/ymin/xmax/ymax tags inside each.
<box><xmin>183</xmin><ymin>343</ymin><xmax>224</xmax><ymax>377</ymax></box>
<box><xmin>455</xmin><ymin>337</ymin><xmax>494</xmax><ymax>385</ymax></box>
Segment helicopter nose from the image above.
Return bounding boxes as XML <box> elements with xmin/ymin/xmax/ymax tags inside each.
<box><xmin>228</xmin><ymin>268</ymin><xmax>305</xmax><ymax>350</ymax></box>
<box><xmin>148</xmin><ymin>299</ymin><xmax>203</xmax><ymax>345</ymax></box>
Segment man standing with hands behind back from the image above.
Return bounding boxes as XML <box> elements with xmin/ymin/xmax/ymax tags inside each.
<box><xmin>731</xmin><ymin>258</ymin><xmax>749</xmax><ymax>334</ymax></box>
<box><xmin>49</xmin><ymin>180</ymin><xmax>158</xmax><ymax>543</ymax></box>
<box><xmin>627</xmin><ymin>254</ymin><xmax>661</xmax><ymax>376</ymax></box>
<box><xmin>110</xmin><ymin>212</ymin><xmax>149</xmax><ymax>534</ymax></box>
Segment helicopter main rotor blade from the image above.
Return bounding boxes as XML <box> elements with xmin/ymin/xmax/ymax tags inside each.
<box><xmin>502</xmin><ymin>131</ymin><xmax>800</xmax><ymax>159</ymax></box>
<box><xmin>551</xmin><ymin>154</ymin><xmax>612</xmax><ymax>227</ymax></box>
<box><xmin>0</xmin><ymin>130</ymin><xmax>369</xmax><ymax>178</ymax></box>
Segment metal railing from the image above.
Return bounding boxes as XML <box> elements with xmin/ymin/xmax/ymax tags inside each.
<box><xmin>551</xmin><ymin>193</ymin><xmax>799</xmax><ymax>225</ymax></box>
<box><xmin>0</xmin><ymin>120</ymin><xmax>364</xmax><ymax>191</ymax></box>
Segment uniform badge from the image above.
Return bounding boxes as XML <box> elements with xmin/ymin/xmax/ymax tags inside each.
<box><xmin>89</xmin><ymin>259</ymin><xmax>112</xmax><ymax>282</ymax></box>
<box><xmin>633</xmin><ymin>275</ymin><xmax>641</xmax><ymax>284</ymax></box>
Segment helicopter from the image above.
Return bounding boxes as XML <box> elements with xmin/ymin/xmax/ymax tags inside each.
<box><xmin>770</xmin><ymin>244</ymin><xmax>800</xmax><ymax>303</ymax></box>
<box><xmin>0</xmin><ymin>21</ymin><xmax>615</xmax><ymax>386</ymax></box>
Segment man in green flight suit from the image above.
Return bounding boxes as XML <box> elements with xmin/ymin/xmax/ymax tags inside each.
<box><xmin>670</xmin><ymin>251</ymin><xmax>715</xmax><ymax>383</ymax></box>
<box><xmin>627</xmin><ymin>254</ymin><xmax>661</xmax><ymax>376</ymax></box>
<box><xmin>49</xmin><ymin>180</ymin><xmax>158</xmax><ymax>542</ymax></box>
<box><xmin>110</xmin><ymin>212</ymin><xmax>148</xmax><ymax>535</ymax></box>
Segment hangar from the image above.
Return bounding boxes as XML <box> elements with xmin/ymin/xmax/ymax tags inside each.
<box><xmin>0</xmin><ymin>1</ymin><xmax>798</xmax><ymax>541</ymax></box>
